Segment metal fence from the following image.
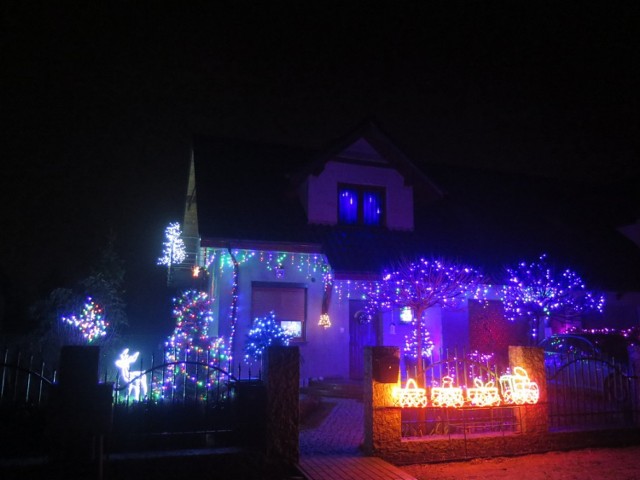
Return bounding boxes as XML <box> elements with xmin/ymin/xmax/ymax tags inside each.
<box><xmin>545</xmin><ymin>352</ymin><xmax>637</xmax><ymax>431</ymax></box>
<box><xmin>0</xmin><ymin>348</ymin><xmax>57</xmax><ymax>459</ymax></box>
<box><xmin>0</xmin><ymin>348</ymin><xmax>57</xmax><ymax>407</ymax></box>
<box><xmin>0</xmin><ymin>346</ymin><xmax>265</xmax><ymax>458</ymax></box>
<box><xmin>105</xmin><ymin>348</ymin><xmax>263</xmax><ymax>453</ymax></box>
<box><xmin>398</xmin><ymin>347</ymin><xmax>639</xmax><ymax>440</ymax></box>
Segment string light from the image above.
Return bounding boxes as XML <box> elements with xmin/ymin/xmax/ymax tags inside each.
<box><xmin>499</xmin><ymin>367</ymin><xmax>540</xmax><ymax>405</ymax></box>
<box><xmin>115</xmin><ymin>349</ymin><xmax>148</xmax><ymax>401</ymax></box>
<box><xmin>162</xmin><ymin>290</ymin><xmax>229</xmax><ymax>398</ymax></box>
<box><xmin>244</xmin><ymin>311</ymin><xmax>291</xmax><ymax>363</ymax></box>
<box><xmin>431</xmin><ymin>376</ymin><xmax>465</xmax><ymax>407</ymax></box>
<box><xmin>393</xmin><ymin>378</ymin><xmax>428</xmax><ymax>408</ymax></box>
<box><xmin>60</xmin><ymin>297</ymin><xmax>108</xmax><ymax>343</ymax></box>
<box><xmin>364</xmin><ymin>257</ymin><xmax>482</xmax><ymax>384</ymax></box>
<box><xmin>157</xmin><ymin>222</ymin><xmax>187</xmax><ymax>266</ymax></box>
<box><xmin>466</xmin><ymin>378</ymin><xmax>501</xmax><ymax>406</ymax></box>
<box><xmin>392</xmin><ymin>367</ymin><xmax>540</xmax><ymax>408</ymax></box>
<box><xmin>500</xmin><ymin>253</ymin><xmax>605</xmax><ymax>342</ymax></box>
<box><xmin>318</xmin><ymin>313</ymin><xmax>331</xmax><ymax>328</ymax></box>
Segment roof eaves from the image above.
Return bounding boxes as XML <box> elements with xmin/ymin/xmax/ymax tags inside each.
<box><xmin>201</xmin><ymin>237</ymin><xmax>324</xmax><ymax>254</ymax></box>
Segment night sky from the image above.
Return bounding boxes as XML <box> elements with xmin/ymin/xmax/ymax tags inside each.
<box><xmin>2</xmin><ymin>2</ymin><xmax>639</xmax><ymax>334</ymax></box>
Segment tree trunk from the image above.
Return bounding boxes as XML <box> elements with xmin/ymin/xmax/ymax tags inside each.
<box><xmin>415</xmin><ymin>306</ymin><xmax>426</xmax><ymax>387</ymax></box>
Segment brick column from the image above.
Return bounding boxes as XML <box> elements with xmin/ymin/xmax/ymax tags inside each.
<box><xmin>263</xmin><ymin>345</ymin><xmax>299</xmax><ymax>468</ymax></box>
<box><xmin>508</xmin><ymin>345</ymin><xmax>548</xmax><ymax>434</ymax></box>
<box><xmin>363</xmin><ymin>346</ymin><xmax>401</xmax><ymax>456</ymax></box>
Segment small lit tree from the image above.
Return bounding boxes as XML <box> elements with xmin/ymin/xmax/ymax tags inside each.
<box><xmin>500</xmin><ymin>253</ymin><xmax>605</xmax><ymax>344</ymax></box>
<box><xmin>60</xmin><ymin>296</ymin><xmax>109</xmax><ymax>343</ymax></box>
<box><xmin>403</xmin><ymin>326</ymin><xmax>434</xmax><ymax>363</ymax></box>
<box><xmin>366</xmin><ymin>257</ymin><xmax>482</xmax><ymax>386</ymax></box>
<box><xmin>244</xmin><ymin>311</ymin><xmax>291</xmax><ymax>364</ymax></box>
<box><xmin>31</xmin><ymin>237</ymin><xmax>126</xmax><ymax>361</ymax></box>
<box><xmin>158</xmin><ymin>222</ymin><xmax>187</xmax><ymax>284</ymax></box>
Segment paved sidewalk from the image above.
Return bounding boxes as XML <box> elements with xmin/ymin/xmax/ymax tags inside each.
<box><xmin>298</xmin><ymin>397</ymin><xmax>418</xmax><ymax>479</ymax></box>
<box><xmin>298</xmin><ymin>396</ymin><xmax>640</xmax><ymax>480</ymax></box>
<box><xmin>299</xmin><ymin>397</ymin><xmax>365</xmax><ymax>456</ymax></box>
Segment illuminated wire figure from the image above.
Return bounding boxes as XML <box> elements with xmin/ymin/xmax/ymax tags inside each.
<box><xmin>393</xmin><ymin>378</ymin><xmax>428</xmax><ymax>408</ymax></box>
<box><xmin>499</xmin><ymin>366</ymin><xmax>539</xmax><ymax>405</ymax></box>
<box><xmin>431</xmin><ymin>376</ymin><xmax>465</xmax><ymax>408</ymax></box>
<box><xmin>115</xmin><ymin>348</ymin><xmax>148</xmax><ymax>401</ymax></box>
<box><xmin>467</xmin><ymin>378</ymin><xmax>501</xmax><ymax>406</ymax></box>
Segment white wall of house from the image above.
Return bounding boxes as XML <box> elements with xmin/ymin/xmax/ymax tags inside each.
<box><xmin>205</xmin><ymin>248</ymin><xmax>341</xmax><ymax>380</ymax></box>
<box><xmin>599</xmin><ymin>291</ymin><xmax>640</xmax><ymax>329</ymax></box>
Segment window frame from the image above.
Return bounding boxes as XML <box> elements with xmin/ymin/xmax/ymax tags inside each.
<box><xmin>251</xmin><ymin>281</ymin><xmax>308</xmax><ymax>342</ymax></box>
<box><xmin>337</xmin><ymin>183</ymin><xmax>386</xmax><ymax>227</ymax></box>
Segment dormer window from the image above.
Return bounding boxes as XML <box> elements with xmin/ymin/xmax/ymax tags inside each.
<box><xmin>338</xmin><ymin>184</ymin><xmax>385</xmax><ymax>227</ymax></box>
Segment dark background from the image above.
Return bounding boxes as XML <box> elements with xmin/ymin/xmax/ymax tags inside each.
<box><xmin>2</xmin><ymin>2</ymin><xmax>639</xmax><ymax>335</ymax></box>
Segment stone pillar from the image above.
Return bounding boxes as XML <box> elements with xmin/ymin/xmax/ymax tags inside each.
<box><xmin>363</xmin><ymin>346</ymin><xmax>401</xmax><ymax>456</ymax></box>
<box><xmin>508</xmin><ymin>345</ymin><xmax>548</xmax><ymax>434</ymax></box>
<box><xmin>49</xmin><ymin>345</ymin><xmax>113</xmax><ymax>478</ymax></box>
<box><xmin>263</xmin><ymin>346</ymin><xmax>299</xmax><ymax>469</ymax></box>
<box><xmin>628</xmin><ymin>345</ymin><xmax>640</xmax><ymax>426</ymax></box>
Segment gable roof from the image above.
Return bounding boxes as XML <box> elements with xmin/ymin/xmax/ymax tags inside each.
<box><xmin>191</xmin><ymin>123</ymin><xmax>640</xmax><ymax>292</ymax></box>
<box><xmin>291</xmin><ymin>120</ymin><xmax>444</xmax><ymax>205</ymax></box>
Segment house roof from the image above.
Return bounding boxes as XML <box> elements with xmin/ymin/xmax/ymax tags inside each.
<box><xmin>191</xmin><ymin>122</ymin><xmax>640</xmax><ymax>292</ymax></box>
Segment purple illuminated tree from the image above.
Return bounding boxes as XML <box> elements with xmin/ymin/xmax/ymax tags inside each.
<box><xmin>500</xmin><ymin>253</ymin><xmax>605</xmax><ymax>344</ymax></box>
<box><xmin>366</xmin><ymin>257</ymin><xmax>482</xmax><ymax>386</ymax></box>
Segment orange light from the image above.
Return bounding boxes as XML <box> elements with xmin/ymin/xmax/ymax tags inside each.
<box><xmin>318</xmin><ymin>313</ymin><xmax>331</xmax><ymax>328</ymax></box>
<box><xmin>499</xmin><ymin>366</ymin><xmax>540</xmax><ymax>405</ymax></box>
<box><xmin>467</xmin><ymin>378</ymin><xmax>501</xmax><ymax>406</ymax></box>
<box><xmin>392</xmin><ymin>378</ymin><xmax>428</xmax><ymax>408</ymax></box>
<box><xmin>431</xmin><ymin>376</ymin><xmax>464</xmax><ymax>407</ymax></box>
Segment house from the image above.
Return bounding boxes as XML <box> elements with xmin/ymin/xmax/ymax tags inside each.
<box><xmin>176</xmin><ymin>120</ymin><xmax>640</xmax><ymax>382</ymax></box>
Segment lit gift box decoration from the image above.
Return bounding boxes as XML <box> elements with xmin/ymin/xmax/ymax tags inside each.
<box><xmin>499</xmin><ymin>366</ymin><xmax>540</xmax><ymax>405</ymax></box>
<box><xmin>392</xmin><ymin>367</ymin><xmax>539</xmax><ymax>408</ymax></box>
<box><xmin>466</xmin><ymin>378</ymin><xmax>501</xmax><ymax>406</ymax></box>
<box><xmin>392</xmin><ymin>378</ymin><xmax>428</xmax><ymax>408</ymax></box>
<box><xmin>431</xmin><ymin>376</ymin><xmax>465</xmax><ymax>408</ymax></box>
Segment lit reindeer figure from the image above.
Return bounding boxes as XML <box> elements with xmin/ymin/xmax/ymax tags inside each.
<box><xmin>115</xmin><ymin>348</ymin><xmax>148</xmax><ymax>401</ymax></box>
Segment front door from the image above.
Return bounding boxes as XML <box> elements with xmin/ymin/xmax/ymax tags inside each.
<box><xmin>349</xmin><ymin>300</ymin><xmax>378</xmax><ymax>380</ymax></box>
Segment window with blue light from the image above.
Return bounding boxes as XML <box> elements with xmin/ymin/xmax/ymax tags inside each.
<box><xmin>339</xmin><ymin>188</ymin><xmax>359</xmax><ymax>224</ymax></box>
<box><xmin>338</xmin><ymin>184</ymin><xmax>385</xmax><ymax>226</ymax></box>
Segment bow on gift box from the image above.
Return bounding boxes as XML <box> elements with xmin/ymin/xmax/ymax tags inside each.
<box><xmin>467</xmin><ymin>378</ymin><xmax>501</xmax><ymax>406</ymax></box>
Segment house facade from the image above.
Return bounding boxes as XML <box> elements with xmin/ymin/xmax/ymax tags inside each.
<box><xmin>177</xmin><ymin>121</ymin><xmax>640</xmax><ymax>382</ymax></box>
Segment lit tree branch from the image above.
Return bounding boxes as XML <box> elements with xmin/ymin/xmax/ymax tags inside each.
<box><xmin>365</xmin><ymin>257</ymin><xmax>483</xmax><ymax>386</ymax></box>
<box><xmin>500</xmin><ymin>253</ymin><xmax>605</xmax><ymax>343</ymax></box>
<box><xmin>158</xmin><ymin>222</ymin><xmax>187</xmax><ymax>284</ymax></box>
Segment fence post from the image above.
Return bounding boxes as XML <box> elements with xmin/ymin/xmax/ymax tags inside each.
<box><xmin>508</xmin><ymin>345</ymin><xmax>548</xmax><ymax>434</ymax></box>
<box><xmin>629</xmin><ymin>345</ymin><xmax>640</xmax><ymax>427</ymax></box>
<box><xmin>263</xmin><ymin>345</ymin><xmax>299</xmax><ymax>471</ymax></box>
<box><xmin>363</xmin><ymin>346</ymin><xmax>401</xmax><ymax>456</ymax></box>
<box><xmin>49</xmin><ymin>345</ymin><xmax>113</xmax><ymax>478</ymax></box>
